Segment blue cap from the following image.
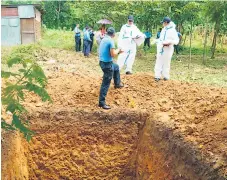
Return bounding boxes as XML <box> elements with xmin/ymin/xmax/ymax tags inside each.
<box><xmin>161</xmin><ymin>17</ymin><xmax>171</xmax><ymax>23</ymax></box>
<box><xmin>107</xmin><ymin>27</ymin><xmax>115</xmax><ymax>35</ymax></box>
<box><xmin>128</xmin><ymin>15</ymin><xmax>134</xmax><ymax>21</ymax></box>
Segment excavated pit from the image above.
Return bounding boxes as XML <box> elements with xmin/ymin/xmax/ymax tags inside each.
<box><xmin>1</xmin><ymin>109</ymin><xmax>225</xmax><ymax>180</ymax></box>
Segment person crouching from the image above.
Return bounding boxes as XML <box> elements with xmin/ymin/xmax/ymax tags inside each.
<box><xmin>98</xmin><ymin>27</ymin><xmax>124</xmax><ymax>110</ymax></box>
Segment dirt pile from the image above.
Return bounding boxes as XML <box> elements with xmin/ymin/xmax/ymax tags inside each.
<box><xmin>2</xmin><ymin>50</ymin><xmax>227</xmax><ymax>179</ymax></box>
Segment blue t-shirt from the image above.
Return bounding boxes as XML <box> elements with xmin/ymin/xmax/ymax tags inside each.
<box><xmin>99</xmin><ymin>36</ymin><xmax>115</xmax><ymax>62</ymax></box>
<box><xmin>74</xmin><ymin>27</ymin><xmax>81</xmax><ymax>37</ymax></box>
<box><xmin>84</xmin><ymin>30</ymin><xmax>91</xmax><ymax>41</ymax></box>
<box><xmin>144</xmin><ymin>31</ymin><xmax>152</xmax><ymax>38</ymax></box>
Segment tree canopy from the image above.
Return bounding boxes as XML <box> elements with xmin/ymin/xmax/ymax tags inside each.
<box><xmin>2</xmin><ymin>0</ymin><xmax>227</xmax><ymax>57</ymax></box>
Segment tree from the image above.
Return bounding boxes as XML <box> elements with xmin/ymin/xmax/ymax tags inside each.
<box><xmin>1</xmin><ymin>52</ymin><xmax>51</xmax><ymax>141</ymax></box>
<box><xmin>205</xmin><ymin>1</ymin><xmax>227</xmax><ymax>59</ymax></box>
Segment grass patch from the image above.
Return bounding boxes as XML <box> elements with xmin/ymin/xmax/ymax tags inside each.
<box><xmin>39</xmin><ymin>29</ymin><xmax>75</xmax><ymax>50</ymax></box>
<box><xmin>1</xmin><ymin>44</ymin><xmax>42</xmax><ymax>64</ymax></box>
<box><xmin>134</xmin><ymin>50</ymin><xmax>227</xmax><ymax>87</ymax></box>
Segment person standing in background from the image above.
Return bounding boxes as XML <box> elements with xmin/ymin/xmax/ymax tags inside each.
<box><xmin>96</xmin><ymin>25</ymin><xmax>106</xmax><ymax>54</ymax></box>
<box><xmin>83</xmin><ymin>25</ymin><xmax>92</xmax><ymax>57</ymax></box>
<box><xmin>117</xmin><ymin>15</ymin><xmax>144</xmax><ymax>75</ymax></box>
<box><xmin>174</xmin><ymin>31</ymin><xmax>182</xmax><ymax>55</ymax></box>
<box><xmin>89</xmin><ymin>27</ymin><xmax>95</xmax><ymax>52</ymax></box>
<box><xmin>154</xmin><ymin>17</ymin><xmax>179</xmax><ymax>82</ymax></box>
<box><xmin>144</xmin><ymin>29</ymin><xmax>152</xmax><ymax>50</ymax></box>
<box><xmin>74</xmin><ymin>24</ymin><xmax>81</xmax><ymax>52</ymax></box>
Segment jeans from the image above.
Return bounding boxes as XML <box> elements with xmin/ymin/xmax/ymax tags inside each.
<box><xmin>75</xmin><ymin>36</ymin><xmax>81</xmax><ymax>52</ymax></box>
<box><xmin>99</xmin><ymin>61</ymin><xmax>121</xmax><ymax>106</ymax></box>
<box><xmin>90</xmin><ymin>40</ymin><xmax>94</xmax><ymax>52</ymax></box>
<box><xmin>144</xmin><ymin>38</ymin><xmax>151</xmax><ymax>48</ymax></box>
<box><xmin>84</xmin><ymin>40</ymin><xmax>91</xmax><ymax>56</ymax></box>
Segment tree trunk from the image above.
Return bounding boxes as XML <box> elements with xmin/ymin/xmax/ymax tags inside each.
<box><xmin>56</xmin><ymin>1</ymin><xmax>61</xmax><ymax>28</ymax></box>
<box><xmin>211</xmin><ymin>20</ymin><xmax>220</xmax><ymax>59</ymax></box>
<box><xmin>183</xmin><ymin>33</ymin><xmax>187</xmax><ymax>46</ymax></box>
<box><xmin>220</xmin><ymin>35</ymin><xmax>224</xmax><ymax>50</ymax></box>
<box><xmin>203</xmin><ymin>18</ymin><xmax>208</xmax><ymax>65</ymax></box>
<box><xmin>181</xmin><ymin>22</ymin><xmax>185</xmax><ymax>35</ymax></box>
<box><xmin>188</xmin><ymin>20</ymin><xmax>193</xmax><ymax>69</ymax></box>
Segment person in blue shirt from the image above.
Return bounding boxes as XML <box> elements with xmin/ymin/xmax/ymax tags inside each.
<box><xmin>74</xmin><ymin>24</ymin><xmax>81</xmax><ymax>52</ymax></box>
<box><xmin>99</xmin><ymin>27</ymin><xmax>124</xmax><ymax>109</ymax></box>
<box><xmin>174</xmin><ymin>32</ymin><xmax>182</xmax><ymax>55</ymax></box>
<box><xmin>83</xmin><ymin>25</ymin><xmax>92</xmax><ymax>57</ymax></box>
<box><xmin>144</xmin><ymin>29</ymin><xmax>152</xmax><ymax>49</ymax></box>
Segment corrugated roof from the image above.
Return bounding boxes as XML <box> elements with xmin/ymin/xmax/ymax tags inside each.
<box><xmin>1</xmin><ymin>4</ymin><xmax>41</xmax><ymax>8</ymax></box>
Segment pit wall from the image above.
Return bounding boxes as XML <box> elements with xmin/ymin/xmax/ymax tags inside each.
<box><xmin>1</xmin><ymin>131</ymin><xmax>29</xmax><ymax>180</ymax></box>
<box><xmin>136</xmin><ymin>114</ymin><xmax>226</xmax><ymax>180</ymax></box>
<box><xmin>1</xmin><ymin>109</ymin><xmax>225</xmax><ymax>180</ymax></box>
<box><xmin>26</xmin><ymin>110</ymin><xmax>147</xmax><ymax>179</ymax></box>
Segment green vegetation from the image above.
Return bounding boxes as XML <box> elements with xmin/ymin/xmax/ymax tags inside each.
<box><xmin>1</xmin><ymin>53</ymin><xmax>51</xmax><ymax>141</ymax></box>
<box><xmin>39</xmin><ymin>29</ymin><xmax>74</xmax><ymax>50</ymax></box>
<box><xmin>134</xmin><ymin>51</ymin><xmax>227</xmax><ymax>87</ymax></box>
<box><xmin>2</xmin><ymin>1</ymin><xmax>227</xmax><ymax>58</ymax></box>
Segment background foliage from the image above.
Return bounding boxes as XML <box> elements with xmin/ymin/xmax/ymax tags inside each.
<box><xmin>2</xmin><ymin>0</ymin><xmax>226</xmax><ymax>57</ymax></box>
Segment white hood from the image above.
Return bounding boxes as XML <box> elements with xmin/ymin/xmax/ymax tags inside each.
<box><xmin>157</xmin><ymin>21</ymin><xmax>179</xmax><ymax>53</ymax></box>
<box><xmin>167</xmin><ymin>21</ymin><xmax>176</xmax><ymax>29</ymax></box>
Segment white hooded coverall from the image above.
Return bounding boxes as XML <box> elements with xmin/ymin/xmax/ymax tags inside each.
<box><xmin>117</xmin><ymin>24</ymin><xmax>144</xmax><ymax>73</ymax></box>
<box><xmin>155</xmin><ymin>21</ymin><xmax>179</xmax><ymax>79</ymax></box>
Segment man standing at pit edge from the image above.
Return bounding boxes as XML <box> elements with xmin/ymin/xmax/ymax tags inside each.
<box><xmin>98</xmin><ymin>27</ymin><xmax>124</xmax><ymax>110</ymax></box>
<box><xmin>117</xmin><ymin>15</ymin><xmax>143</xmax><ymax>75</ymax></box>
<box><xmin>154</xmin><ymin>17</ymin><xmax>179</xmax><ymax>81</ymax></box>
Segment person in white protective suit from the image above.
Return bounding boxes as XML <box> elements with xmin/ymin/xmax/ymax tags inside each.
<box><xmin>154</xmin><ymin>17</ymin><xmax>179</xmax><ymax>81</ymax></box>
<box><xmin>117</xmin><ymin>15</ymin><xmax>145</xmax><ymax>75</ymax></box>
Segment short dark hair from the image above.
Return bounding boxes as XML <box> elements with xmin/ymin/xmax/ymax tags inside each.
<box><xmin>107</xmin><ymin>27</ymin><xmax>115</xmax><ymax>36</ymax></box>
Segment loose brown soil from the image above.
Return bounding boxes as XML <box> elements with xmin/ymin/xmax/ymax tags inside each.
<box><xmin>2</xmin><ymin>49</ymin><xmax>227</xmax><ymax>179</ymax></box>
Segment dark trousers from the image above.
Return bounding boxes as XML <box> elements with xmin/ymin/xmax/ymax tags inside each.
<box><xmin>144</xmin><ymin>38</ymin><xmax>151</xmax><ymax>48</ymax></box>
<box><xmin>174</xmin><ymin>45</ymin><xmax>179</xmax><ymax>54</ymax></box>
<box><xmin>84</xmin><ymin>40</ymin><xmax>91</xmax><ymax>56</ymax></box>
<box><xmin>99</xmin><ymin>61</ymin><xmax>121</xmax><ymax>106</ymax></box>
<box><xmin>75</xmin><ymin>36</ymin><xmax>81</xmax><ymax>52</ymax></box>
<box><xmin>90</xmin><ymin>40</ymin><xmax>94</xmax><ymax>52</ymax></box>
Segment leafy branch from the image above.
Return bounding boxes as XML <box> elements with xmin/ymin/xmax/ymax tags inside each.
<box><xmin>1</xmin><ymin>56</ymin><xmax>51</xmax><ymax>141</ymax></box>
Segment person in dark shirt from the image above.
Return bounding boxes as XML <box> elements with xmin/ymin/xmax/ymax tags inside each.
<box><xmin>83</xmin><ymin>25</ymin><xmax>92</xmax><ymax>57</ymax></box>
<box><xmin>144</xmin><ymin>29</ymin><xmax>152</xmax><ymax>49</ymax></box>
<box><xmin>89</xmin><ymin>27</ymin><xmax>95</xmax><ymax>52</ymax></box>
